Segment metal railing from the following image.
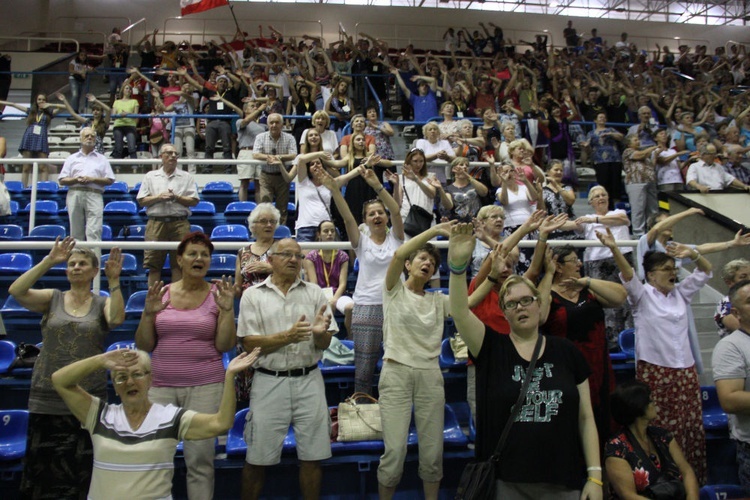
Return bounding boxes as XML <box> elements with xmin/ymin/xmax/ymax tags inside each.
<box><xmin>0</xmin><ymin>36</ymin><xmax>80</xmax><ymax>53</ymax></box>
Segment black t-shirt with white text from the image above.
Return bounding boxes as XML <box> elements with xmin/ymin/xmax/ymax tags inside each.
<box><xmin>473</xmin><ymin>329</ymin><xmax>591</xmax><ymax>489</ymax></box>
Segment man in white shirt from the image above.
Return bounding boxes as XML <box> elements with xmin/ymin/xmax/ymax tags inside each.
<box><xmin>712</xmin><ymin>279</ymin><xmax>750</xmax><ymax>489</ymax></box>
<box><xmin>57</xmin><ymin>127</ymin><xmax>115</xmax><ymax>246</ymax></box>
<box><xmin>237</xmin><ymin>238</ymin><xmax>336</xmax><ymax>500</ymax></box>
<box><xmin>686</xmin><ymin>144</ymin><xmax>750</xmax><ymax>193</ymax></box>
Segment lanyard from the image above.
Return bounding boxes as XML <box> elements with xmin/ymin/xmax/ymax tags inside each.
<box><xmin>321</xmin><ymin>250</ymin><xmax>335</xmax><ymax>288</ymax></box>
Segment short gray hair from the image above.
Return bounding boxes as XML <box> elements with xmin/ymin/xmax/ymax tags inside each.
<box><xmin>247</xmin><ymin>203</ymin><xmax>281</xmax><ymax>236</ymax></box>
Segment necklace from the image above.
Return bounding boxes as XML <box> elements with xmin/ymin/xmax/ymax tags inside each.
<box><xmin>68</xmin><ymin>292</ymin><xmax>92</xmax><ymax>315</ymax></box>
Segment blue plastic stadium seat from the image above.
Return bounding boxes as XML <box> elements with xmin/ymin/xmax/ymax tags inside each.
<box><xmin>101</xmin><ymin>253</ymin><xmax>138</xmax><ymax>275</ymax></box>
<box><xmin>125</xmin><ymin>291</ymin><xmax>147</xmax><ymax>317</ymax></box>
<box><xmin>699</xmin><ymin>485</ymin><xmax>749</xmax><ymax>500</ymax></box>
<box><xmin>105</xmin><ymin>181</ymin><xmax>129</xmax><ymax>193</ymax></box>
<box><xmin>444</xmin><ymin>405</ymin><xmax>469</xmax><ymax>448</ymax></box>
<box><xmin>226</xmin><ymin>408</ymin><xmax>249</xmax><ymax>457</ymax></box>
<box><xmin>117</xmin><ymin>224</ymin><xmax>146</xmax><ymax>241</ymax></box>
<box><xmin>192</xmin><ymin>201</ymin><xmax>216</xmax><ymax>215</ymax></box>
<box><xmin>22</xmin><ymin>224</ymin><xmax>67</xmax><ymax>241</ymax></box>
<box><xmin>274</xmin><ymin>226</ymin><xmax>292</xmax><ymax>239</ymax></box>
<box><xmin>20</xmin><ymin>200</ymin><xmax>59</xmax><ymax>215</ymax></box>
<box><xmin>287</xmin><ymin>202</ymin><xmax>296</xmax><ymax>213</ymax></box>
<box><xmin>425</xmin><ymin>287</ymin><xmax>449</xmax><ymax>295</ymax></box>
<box><xmin>1</xmin><ymin>295</ymin><xmax>41</xmax><ymax>319</ymax></box>
<box><xmin>0</xmin><ymin>409</ymin><xmax>29</xmax><ymax>461</ymax></box>
<box><xmin>702</xmin><ymin>386</ymin><xmax>729</xmax><ymax>432</ymax></box>
<box><xmin>104</xmin><ymin>201</ymin><xmax>138</xmax><ymax>215</ymax></box>
<box><xmin>190</xmin><ymin>224</ymin><xmax>205</xmax><ymax>234</ymax></box>
<box><xmin>0</xmin><ymin>340</ymin><xmax>16</xmax><ymax>374</ymax></box>
<box><xmin>4</xmin><ymin>181</ymin><xmax>23</xmax><ymax>194</ymax></box>
<box><xmin>211</xmin><ymin>224</ymin><xmax>249</xmax><ymax>242</ymax></box>
<box><xmin>439</xmin><ymin>337</ymin><xmax>467</xmax><ymax>369</ymax></box>
<box><xmin>224</xmin><ymin>201</ymin><xmax>256</xmax><ymax>216</ymax></box>
<box><xmin>25</xmin><ymin>181</ymin><xmax>59</xmax><ymax>194</ymax></box>
<box><xmin>8</xmin><ymin>201</ymin><xmax>19</xmax><ymax>216</ymax></box>
<box><xmin>0</xmin><ymin>253</ymin><xmax>33</xmax><ymax>274</ymax></box>
<box><xmin>209</xmin><ymin>254</ymin><xmax>236</xmax><ymax>276</ymax></box>
<box><xmin>0</xmin><ymin>225</ymin><xmax>23</xmax><ymax>241</ymax></box>
<box><xmin>101</xmin><ymin>224</ymin><xmax>112</xmax><ymax>241</ymax></box>
<box><xmin>106</xmin><ymin>341</ymin><xmax>137</xmax><ymax>352</ymax></box>
<box><xmin>202</xmin><ymin>181</ymin><xmax>234</xmax><ymax>193</ymax></box>
<box><xmin>618</xmin><ymin>328</ymin><xmax>635</xmax><ymax>358</ymax></box>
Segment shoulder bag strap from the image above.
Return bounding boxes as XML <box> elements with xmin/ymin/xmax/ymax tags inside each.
<box><xmin>489</xmin><ymin>334</ymin><xmax>544</xmax><ymax>461</ymax></box>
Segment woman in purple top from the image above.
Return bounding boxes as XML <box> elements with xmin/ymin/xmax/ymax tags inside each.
<box><xmin>135</xmin><ymin>231</ymin><xmax>236</xmax><ymax>500</ymax></box>
<box><xmin>303</xmin><ymin>220</ymin><xmax>354</xmax><ymax>335</ymax></box>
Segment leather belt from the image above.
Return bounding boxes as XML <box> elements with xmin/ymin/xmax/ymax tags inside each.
<box><xmin>256</xmin><ymin>364</ymin><xmax>318</xmax><ymax>377</ymax></box>
<box><xmin>149</xmin><ymin>216</ymin><xmax>188</xmax><ymax>222</ymax></box>
<box><xmin>262</xmin><ymin>171</ymin><xmax>282</xmax><ymax>176</ymax></box>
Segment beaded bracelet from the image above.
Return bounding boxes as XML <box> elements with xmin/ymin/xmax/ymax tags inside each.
<box><xmin>448</xmin><ymin>261</ymin><xmax>469</xmax><ymax>275</ymax></box>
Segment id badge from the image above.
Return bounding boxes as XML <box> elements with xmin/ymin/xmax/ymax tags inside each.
<box><xmin>115</xmin><ymin>62</ymin><xmax>121</xmax><ymax>68</ymax></box>
<box><xmin>436</xmin><ymin>91</ymin><xmax>442</xmax><ymax>98</ymax></box>
<box><xmin>305</xmin><ymin>112</ymin><xmax>312</xmax><ymax>117</ymax></box>
<box><xmin>457</xmin><ymin>112</ymin><xmax>464</xmax><ymax>118</ymax></box>
<box><xmin>342</xmin><ymin>105</ymin><xmax>351</xmax><ymax>113</ymax></box>
<box><xmin>132</xmin><ymin>87</ymin><xmax>139</xmax><ymax>95</ymax></box>
<box><xmin>32</xmin><ymin>125</ymin><xmax>42</xmax><ymax>135</ymax></box>
<box><xmin>372</xmin><ymin>65</ymin><xmax>378</xmax><ymax>72</ymax></box>
<box><xmin>217</xmin><ymin>102</ymin><xmax>224</xmax><ymax>110</ymax></box>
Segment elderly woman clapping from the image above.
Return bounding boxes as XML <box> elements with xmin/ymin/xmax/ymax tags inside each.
<box><xmin>51</xmin><ymin>347</ymin><xmax>259</xmax><ymax>500</ymax></box>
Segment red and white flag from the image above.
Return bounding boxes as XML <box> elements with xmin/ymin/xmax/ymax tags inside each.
<box><xmin>180</xmin><ymin>0</ymin><xmax>229</xmax><ymax>16</ymax></box>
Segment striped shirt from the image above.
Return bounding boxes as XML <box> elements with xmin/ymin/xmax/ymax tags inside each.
<box><xmin>252</xmin><ymin>131</ymin><xmax>297</xmax><ymax>174</ymax></box>
<box><xmin>151</xmin><ymin>284</ymin><xmax>225</xmax><ymax>387</ymax></box>
<box><xmin>84</xmin><ymin>397</ymin><xmax>195</xmax><ymax>500</ymax></box>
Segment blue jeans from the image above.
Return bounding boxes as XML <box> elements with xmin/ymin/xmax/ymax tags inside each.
<box><xmin>737</xmin><ymin>440</ymin><xmax>750</xmax><ymax>490</ymax></box>
<box><xmin>295</xmin><ymin>226</ymin><xmax>317</xmax><ymax>242</ymax></box>
<box><xmin>113</xmin><ymin>126</ymin><xmax>137</xmax><ymax>159</ymax></box>
<box><xmin>69</xmin><ymin>76</ymin><xmax>85</xmax><ymax>113</ymax></box>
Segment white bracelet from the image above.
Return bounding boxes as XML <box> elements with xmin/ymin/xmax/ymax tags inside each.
<box><xmin>587</xmin><ymin>466</ymin><xmax>602</xmax><ymax>472</ymax></box>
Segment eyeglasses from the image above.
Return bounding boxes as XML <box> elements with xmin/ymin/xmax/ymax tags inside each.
<box><xmin>503</xmin><ymin>296</ymin><xmax>538</xmax><ymax>310</ymax></box>
<box><xmin>253</xmin><ymin>218</ymin><xmax>278</xmax><ymax>226</ymax></box>
<box><xmin>113</xmin><ymin>371</ymin><xmax>150</xmax><ymax>385</ymax></box>
<box><xmin>162</xmin><ymin>151</ymin><xmax>179</xmax><ymax>157</ymax></box>
<box><xmin>274</xmin><ymin>251</ymin><xmax>305</xmax><ymax>261</ymax></box>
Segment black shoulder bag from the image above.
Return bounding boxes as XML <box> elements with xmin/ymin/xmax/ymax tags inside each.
<box><xmin>455</xmin><ymin>334</ymin><xmax>544</xmax><ymax>500</ymax></box>
<box><xmin>402</xmin><ymin>179</ymin><xmax>434</xmax><ymax>237</ymax></box>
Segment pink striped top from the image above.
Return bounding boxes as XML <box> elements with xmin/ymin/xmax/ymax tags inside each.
<box><xmin>151</xmin><ymin>284</ymin><xmax>225</xmax><ymax>387</ymax></box>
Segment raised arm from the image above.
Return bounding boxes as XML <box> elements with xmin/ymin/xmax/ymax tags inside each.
<box><xmin>134</xmin><ymin>281</ymin><xmax>170</xmax><ymax>352</ymax></box>
<box><xmin>448</xmin><ymin>223</ymin><xmax>486</xmax><ymax>356</ymax></box>
<box><xmin>596</xmin><ymin>227</ymin><xmax>635</xmax><ymax>282</ymax></box>
<box><xmin>8</xmin><ymin>236</ymin><xmax>74</xmax><ymax>313</ymax></box>
<box><xmin>52</xmin><ymin>350</ymin><xmax>141</xmax><ymax>424</ymax></box>
<box><xmin>184</xmin><ymin>350</ymin><xmax>261</xmax><ymax>439</ymax></box>
<box><xmin>385</xmin><ymin>221</ymin><xmax>454</xmax><ymax>291</ymax></box>
<box><xmin>314</xmin><ymin>165</ymin><xmax>362</xmax><ymax>248</ymax></box>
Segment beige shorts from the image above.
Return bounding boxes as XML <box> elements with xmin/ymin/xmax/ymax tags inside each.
<box><xmin>237</xmin><ymin>149</ymin><xmax>260</xmax><ymax>180</ymax></box>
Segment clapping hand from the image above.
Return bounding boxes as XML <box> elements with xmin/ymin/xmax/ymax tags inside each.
<box><xmin>287</xmin><ymin>315</ymin><xmax>313</xmax><ymax>343</ymax></box>
<box><xmin>539</xmin><ymin>213</ymin><xmax>570</xmax><ymax>236</ymax></box>
<box><xmin>144</xmin><ymin>281</ymin><xmax>169</xmax><ymax>315</ymax></box>
<box><xmin>48</xmin><ymin>236</ymin><xmax>76</xmax><ymax>265</ymax></box>
<box><xmin>312</xmin><ymin>305</ymin><xmax>332</xmax><ymax>335</ymax></box>
<box><xmin>211</xmin><ymin>275</ymin><xmax>235</xmax><ymax>311</ymax></box>
<box><xmin>104</xmin><ymin>247</ymin><xmax>123</xmax><ymax>282</ymax></box>
<box><xmin>665</xmin><ymin>241</ymin><xmax>695</xmax><ymax>259</ymax></box>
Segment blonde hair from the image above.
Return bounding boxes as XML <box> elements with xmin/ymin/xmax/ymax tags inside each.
<box><xmin>421</xmin><ymin>121</ymin><xmax>440</xmax><ymax>137</ymax></box>
<box><xmin>311</xmin><ymin>110</ymin><xmax>330</xmax><ymax>129</ymax></box>
<box><xmin>508</xmin><ymin>138</ymin><xmax>533</xmax><ymax>156</ymax></box>
<box><xmin>477</xmin><ymin>204</ymin><xmax>505</xmax><ymax>220</ymax></box>
<box><xmin>587</xmin><ymin>185</ymin><xmax>608</xmax><ymax>204</ymax></box>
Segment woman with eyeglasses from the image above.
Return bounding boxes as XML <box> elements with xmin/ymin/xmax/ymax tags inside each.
<box><xmin>542</xmin><ymin>244</ymin><xmax>627</xmax><ymax>443</ymax></box>
<box><xmin>315</xmin><ymin>164</ymin><xmax>404</xmax><ymax>396</ymax></box>
<box><xmin>448</xmin><ymin>224</ymin><xmax>603</xmax><ymax>500</ymax></box>
<box><xmin>9</xmin><ymin>237</ymin><xmax>125</xmax><ymax>499</ymax></box>
<box><xmin>135</xmin><ymin>231</ymin><xmax>238</xmax><ymax>499</ymax></box>
<box><xmin>235</xmin><ymin>203</ymin><xmax>281</xmax><ymax>294</ymax></box>
<box><xmin>598</xmin><ymin>227</ymin><xmax>712</xmax><ymax>484</ymax></box>
<box><xmin>50</xmin><ymin>346</ymin><xmax>259</xmax><ymax>500</ymax></box>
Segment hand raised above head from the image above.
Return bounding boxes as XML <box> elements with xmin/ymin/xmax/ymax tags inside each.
<box><xmin>447</xmin><ymin>222</ymin><xmax>476</xmax><ymax>267</ymax></box>
<box><xmin>48</xmin><ymin>236</ymin><xmax>76</xmax><ymax>264</ymax></box>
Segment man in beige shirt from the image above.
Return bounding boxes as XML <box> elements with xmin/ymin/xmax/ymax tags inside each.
<box><xmin>136</xmin><ymin>143</ymin><xmax>199</xmax><ymax>285</ymax></box>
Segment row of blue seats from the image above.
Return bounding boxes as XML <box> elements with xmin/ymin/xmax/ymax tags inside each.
<box><xmin>6</xmin><ymin>180</ymin><xmax>296</xmax><ymax>213</ymax></box>
<box><xmin>0</xmin><ymin>222</ymin><xmax>291</xmax><ymax>243</ymax></box>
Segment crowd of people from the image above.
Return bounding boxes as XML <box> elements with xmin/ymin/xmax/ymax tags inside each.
<box><xmin>3</xmin><ymin>17</ymin><xmax>750</xmax><ymax>500</ymax></box>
